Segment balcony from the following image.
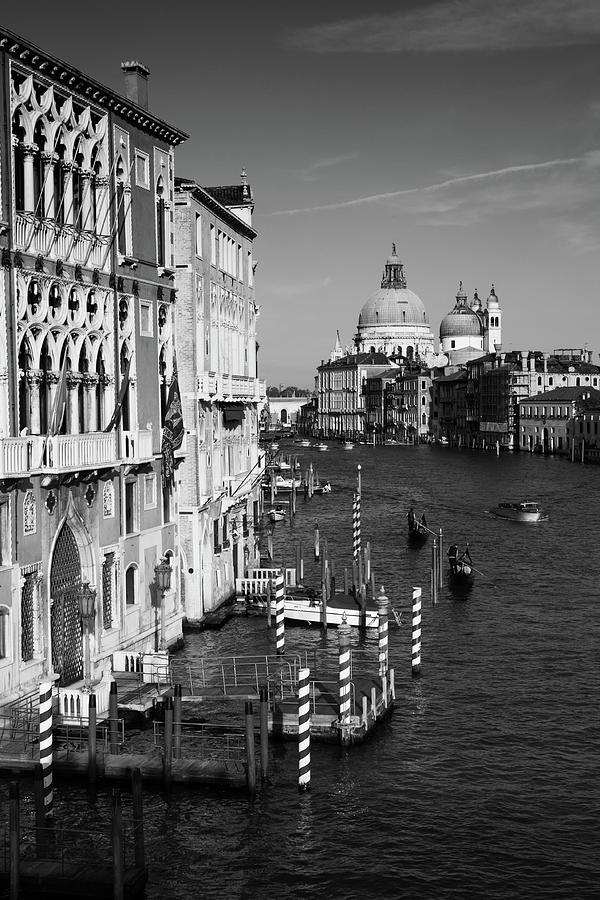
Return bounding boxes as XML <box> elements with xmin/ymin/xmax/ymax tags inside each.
<box><xmin>0</xmin><ymin>428</ymin><xmax>154</xmax><ymax>478</ymax></box>
<box><xmin>14</xmin><ymin>213</ymin><xmax>108</xmax><ymax>270</ymax></box>
<box><xmin>197</xmin><ymin>372</ymin><xmax>266</xmax><ymax>403</ymax></box>
<box><xmin>120</xmin><ymin>429</ymin><xmax>154</xmax><ymax>462</ymax></box>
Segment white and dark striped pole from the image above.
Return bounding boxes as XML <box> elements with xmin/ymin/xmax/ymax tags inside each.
<box><xmin>352</xmin><ymin>493</ymin><xmax>361</xmax><ymax>561</ymax></box>
<box><xmin>338</xmin><ymin>614</ymin><xmax>352</xmax><ymax>727</ymax></box>
<box><xmin>376</xmin><ymin>586</ymin><xmax>389</xmax><ymax>677</ymax></box>
<box><xmin>297</xmin><ymin>667</ymin><xmax>311</xmax><ymax>792</ymax></box>
<box><xmin>411</xmin><ymin>587</ymin><xmax>422</xmax><ymax>678</ymax></box>
<box><xmin>275</xmin><ymin>570</ymin><xmax>285</xmax><ymax>656</ymax></box>
<box><xmin>38</xmin><ymin>680</ymin><xmax>54</xmax><ymax>817</ymax></box>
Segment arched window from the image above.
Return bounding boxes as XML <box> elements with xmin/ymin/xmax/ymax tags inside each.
<box><xmin>18</xmin><ymin>338</ymin><xmax>33</xmax><ymax>432</ymax></box>
<box><xmin>54</xmin><ymin>136</ymin><xmax>67</xmax><ymax>226</ymax></box>
<box><xmin>33</xmin><ymin>119</ymin><xmax>46</xmax><ymax>217</ymax></box>
<box><xmin>156</xmin><ymin>176</ymin><xmax>166</xmax><ymax>266</ymax></box>
<box><xmin>116</xmin><ymin>156</ymin><xmax>127</xmax><ymax>255</ymax></box>
<box><xmin>12</xmin><ymin>111</ymin><xmax>26</xmax><ymax>212</ymax></box>
<box><xmin>125</xmin><ymin>565</ymin><xmax>137</xmax><ymax>605</ymax></box>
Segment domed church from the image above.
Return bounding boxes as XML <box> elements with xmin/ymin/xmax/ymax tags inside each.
<box><xmin>354</xmin><ymin>246</ymin><xmax>435</xmax><ymax>362</ymax></box>
<box><xmin>439</xmin><ymin>283</ymin><xmax>502</xmax><ymax>364</ymax></box>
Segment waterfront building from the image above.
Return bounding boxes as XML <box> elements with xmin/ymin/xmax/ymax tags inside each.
<box><xmin>173</xmin><ymin>175</ymin><xmax>265</xmax><ymax>622</ymax></box>
<box><xmin>0</xmin><ymin>29</ymin><xmax>188</xmax><ymax>703</ymax></box>
<box><xmin>365</xmin><ymin>364</ymin><xmax>432</xmax><ymax>441</ymax></box>
<box><xmin>518</xmin><ymin>387</ymin><xmax>600</xmax><ymax>456</ymax></box>
<box><xmin>317</xmin><ymin>351</ymin><xmax>394</xmax><ymax>438</ymax></box>
<box><xmin>465</xmin><ymin>349</ymin><xmax>600</xmax><ymax>450</ymax></box>
<box><xmin>568</xmin><ymin>393</ymin><xmax>600</xmax><ymax>462</ymax></box>
<box><xmin>264</xmin><ymin>393</ymin><xmax>310</xmax><ymax>430</ymax></box>
<box><xmin>354</xmin><ymin>246</ymin><xmax>435</xmax><ymax>362</ymax></box>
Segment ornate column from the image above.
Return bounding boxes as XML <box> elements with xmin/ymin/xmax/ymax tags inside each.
<box><xmin>32</xmin><ymin>570</ymin><xmax>44</xmax><ymax>659</ymax></box>
<box><xmin>22</xmin><ymin>143</ymin><xmax>37</xmax><ymax>213</ymax></box>
<box><xmin>45</xmin><ymin>371</ymin><xmax>60</xmax><ymax>424</ymax></box>
<box><xmin>26</xmin><ymin>369</ymin><xmax>44</xmax><ymax>434</ymax></box>
<box><xmin>42</xmin><ymin>152</ymin><xmax>55</xmax><ymax>219</ymax></box>
<box><xmin>101</xmin><ymin>374</ymin><xmax>114</xmax><ymax>432</ymax></box>
<box><xmin>61</xmin><ymin>162</ymin><xmax>74</xmax><ymax>227</ymax></box>
<box><xmin>94</xmin><ymin>175</ymin><xmax>110</xmax><ymax>237</ymax></box>
<box><xmin>66</xmin><ymin>372</ymin><xmax>82</xmax><ymax>435</ymax></box>
<box><xmin>83</xmin><ymin>373</ymin><xmax>99</xmax><ymax>432</ymax></box>
<box><xmin>80</xmin><ymin>169</ymin><xmax>93</xmax><ymax>232</ymax></box>
<box><xmin>0</xmin><ymin>366</ymin><xmax>9</xmax><ymax>436</ymax></box>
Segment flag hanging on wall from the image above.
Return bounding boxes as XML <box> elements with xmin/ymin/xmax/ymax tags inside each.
<box><xmin>104</xmin><ymin>355</ymin><xmax>132</xmax><ymax>432</ymax></box>
<box><xmin>161</xmin><ymin>356</ymin><xmax>184</xmax><ymax>487</ymax></box>
<box><xmin>47</xmin><ymin>356</ymin><xmax>68</xmax><ymax>437</ymax></box>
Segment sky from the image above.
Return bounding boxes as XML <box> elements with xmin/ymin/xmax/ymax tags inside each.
<box><xmin>4</xmin><ymin>1</ymin><xmax>600</xmax><ymax>387</ymax></box>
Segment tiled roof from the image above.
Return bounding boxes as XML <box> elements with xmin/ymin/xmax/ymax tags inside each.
<box><xmin>204</xmin><ymin>185</ymin><xmax>252</xmax><ymax>206</ymax></box>
<box><xmin>520</xmin><ymin>387</ymin><xmax>600</xmax><ymax>403</ymax></box>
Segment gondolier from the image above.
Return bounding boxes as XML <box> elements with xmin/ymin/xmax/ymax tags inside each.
<box><xmin>447</xmin><ymin>544</ymin><xmax>459</xmax><ymax>574</ymax></box>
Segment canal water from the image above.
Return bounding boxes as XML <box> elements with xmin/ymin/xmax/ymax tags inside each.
<box><xmin>2</xmin><ymin>443</ymin><xmax>598</xmax><ymax>899</ymax></box>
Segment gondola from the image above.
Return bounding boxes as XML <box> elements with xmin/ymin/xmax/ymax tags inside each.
<box><xmin>447</xmin><ymin>556</ymin><xmax>475</xmax><ymax>597</ymax></box>
<box><xmin>408</xmin><ymin>520</ymin><xmax>429</xmax><ymax>544</ymax></box>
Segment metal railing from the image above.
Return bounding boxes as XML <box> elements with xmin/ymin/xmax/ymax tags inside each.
<box><xmin>170</xmin><ymin>653</ymin><xmax>305</xmax><ymax>697</ymax></box>
<box><xmin>153</xmin><ymin>721</ymin><xmax>247</xmax><ymax>762</ymax></box>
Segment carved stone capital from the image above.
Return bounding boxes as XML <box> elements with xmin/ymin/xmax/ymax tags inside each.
<box><xmin>45</xmin><ymin>371</ymin><xmax>60</xmax><ymax>385</ymax></box>
<box><xmin>82</xmin><ymin>374</ymin><xmax>99</xmax><ymax>389</ymax></box>
<box><xmin>21</xmin><ymin>143</ymin><xmax>38</xmax><ymax>157</ymax></box>
<box><xmin>66</xmin><ymin>372</ymin><xmax>83</xmax><ymax>388</ymax></box>
<box><xmin>26</xmin><ymin>369</ymin><xmax>44</xmax><ymax>386</ymax></box>
<box><xmin>95</xmin><ymin>176</ymin><xmax>110</xmax><ymax>188</ymax></box>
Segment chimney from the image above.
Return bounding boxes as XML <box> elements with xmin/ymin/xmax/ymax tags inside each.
<box><xmin>529</xmin><ymin>355</ymin><xmax>536</xmax><ymax>373</ymax></box>
<box><xmin>520</xmin><ymin>351</ymin><xmax>528</xmax><ymax>372</ymax></box>
<box><xmin>543</xmin><ymin>352</ymin><xmax>549</xmax><ymax>373</ymax></box>
<box><xmin>121</xmin><ymin>61</ymin><xmax>150</xmax><ymax>109</ymax></box>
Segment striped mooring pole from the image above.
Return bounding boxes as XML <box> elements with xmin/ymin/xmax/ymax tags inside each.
<box><xmin>352</xmin><ymin>492</ymin><xmax>361</xmax><ymax>561</ymax></box>
<box><xmin>411</xmin><ymin>587</ymin><xmax>422</xmax><ymax>678</ymax></box>
<box><xmin>376</xmin><ymin>586</ymin><xmax>389</xmax><ymax>677</ymax></box>
<box><xmin>338</xmin><ymin>614</ymin><xmax>352</xmax><ymax>727</ymax></box>
<box><xmin>38</xmin><ymin>680</ymin><xmax>54</xmax><ymax>817</ymax></box>
<box><xmin>275</xmin><ymin>570</ymin><xmax>285</xmax><ymax>656</ymax></box>
<box><xmin>297</xmin><ymin>667</ymin><xmax>311</xmax><ymax>791</ymax></box>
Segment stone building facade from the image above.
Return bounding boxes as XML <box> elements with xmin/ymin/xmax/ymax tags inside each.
<box><xmin>173</xmin><ymin>175</ymin><xmax>265</xmax><ymax>622</ymax></box>
<box><xmin>0</xmin><ymin>29</ymin><xmax>187</xmax><ymax>705</ymax></box>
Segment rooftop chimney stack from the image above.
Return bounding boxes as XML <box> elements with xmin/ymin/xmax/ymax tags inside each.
<box><xmin>121</xmin><ymin>61</ymin><xmax>150</xmax><ymax>109</ymax></box>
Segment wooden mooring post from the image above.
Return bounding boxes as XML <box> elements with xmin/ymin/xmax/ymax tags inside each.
<box><xmin>164</xmin><ymin>696</ymin><xmax>173</xmax><ymax>788</ymax></box>
<box><xmin>109</xmin><ymin>681</ymin><xmax>119</xmax><ymax>755</ymax></box>
<box><xmin>297</xmin><ymin>667</ymin><xmax>311</xmax><ymax>792</ymax></box>
<box><xmin>245</xmin><ymin>701</ymin><xmax>256</xmax><ymax>798</ymax></box>
<box><xmin>112</xmin><ymin>789</ymin><xmax>124</xmax><ymax>900</ymax></box>
<box><xmin>173</xmin><ymin>684</ymin><xmax>182</xmax><ymax>759</ymax></box>
<box><xmin>88</xmin><ymin>691</ymin><xmax>97</xmax><ymax>783</ymax></box>
<box><xmin>259</xmin><ymin>686</ymin><xmax>269</xmax><ymax>781</ymax></box>
<box><xmin>431</xmin><ymin>538</ymin><xmax>438</xmax><ymax>605</ymax></box>
<box><xmin>131</xmin><ymin>767</ymin><xmax>145</xmax><ymax>870</ymax></box>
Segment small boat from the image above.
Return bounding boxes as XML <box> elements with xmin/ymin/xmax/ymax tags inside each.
<box><xmin>268</xmin><ymin>506</ymin><xmax>286</xmax><ymax>522</ymax></box>
<box><xmin>312</xmin><ymin>481</ymin><xmax>332</xmax><ymax>495</ymax></box>
<box><xmin>299</xmin><ymin>439</ymin><xmax>311</xmax><ymax>447</ymax></box>
<box><xmin>269</xmin><ymin>442</ymin><xmax>279</xmax><ymax>452</ymax></box>
<box><xmin>315</xmin><ymin>442</ymin><xmax>329</xmax><ymax>451</ymax></box>
<box><xmin>342</xmin><ymin>441</ymin><xmax>354</xmax><ymax>450</ymax></box>
<box><xmin>439</xmin><ymin>436</ymin><xmax>449</xmax><ymax>446</ymax></box>
<box><xmin>408</xmin><ymin>520</ymin><xmax>429</xmax><ymax>544</ymax></box>
<box><xmin>494</xmin><ymin>501</ymin><xmax>544</xmax><ymax>523</ymax></box>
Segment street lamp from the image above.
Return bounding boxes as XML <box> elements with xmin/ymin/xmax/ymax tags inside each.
<box><xmin>79</xmin><ymin>581</ymin><xmax>97</xmax><ymax>692</ymax></box>
<box><xmin>154</xmin><ymin>556</ymin><xmax>172</xmax><ymax>652</ymax></box>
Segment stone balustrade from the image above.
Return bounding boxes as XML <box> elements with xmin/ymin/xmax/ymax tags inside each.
<box><xmin>197</xmin><ymin>372</ymin><xmax>266</xmax><ymax>402</ymax></box>
<box><xmin>14</xmin><ymin>213</ymin><xmax>108</xmax><ymax>270</ymax></box>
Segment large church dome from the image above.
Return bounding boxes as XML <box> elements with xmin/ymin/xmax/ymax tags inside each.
<box><xmin>354</xmin><ymin>245</ymin><xmax>435</xmax><ymax>361</ymax></box>
<box><xmin>358</xmin><ymin>247</ymin><xmax>429</xmax><ymax>327</ymax></box>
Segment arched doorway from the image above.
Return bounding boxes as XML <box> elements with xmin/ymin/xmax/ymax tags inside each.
<box><xmin>50</xmin><ymin>524</ymin><xmax>83</xmax><ymax>686</ymax></box>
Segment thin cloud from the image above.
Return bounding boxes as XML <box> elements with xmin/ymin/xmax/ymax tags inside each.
<box><xmin>287</xmin><ymin>0</ymin><xmax>600</xmax><ymax>54</ymax></box>
<box><xmin>270</xmin><ymin>156</ymin><xmax>585</xmax><ymax>216</ymax></box>
<box><xmin>299</xmin><ymin>152</ymin><xmax>359</xmax><ymax>181</ymax></box>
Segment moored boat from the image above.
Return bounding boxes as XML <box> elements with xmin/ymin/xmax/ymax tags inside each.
<box><xmin>494</xmin><ymin>501</ymin><xmax>544</xmax><ymax>523</ymax></box>
<box><xmin>342</xmin><ymin>441</ymin><xmax>354</xmax><ymax>450</ymax></box>
<box><xmin>267</xmin><ymin>506</ymin><xmax>286</xmax><ymax>522</ymax></box>
<box><xmin>315</xmin><ymin>442</ymin><xmax>329</xmax><ymax>451</ymax></box>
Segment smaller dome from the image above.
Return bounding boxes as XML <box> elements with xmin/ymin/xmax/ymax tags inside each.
<box><xmin>487</xmin><ymin>284</ymin><xmax>499</xmax><ymax>307</ymax></box>
<box><xmin>440</xmin><ymin>304</ymin><xmax>483</xmax><ymax>340</ymax></box>
<box><xmin>456</xmin><ymin>281</ymin><xmax>467</xmax><ymax>303</ymax></box>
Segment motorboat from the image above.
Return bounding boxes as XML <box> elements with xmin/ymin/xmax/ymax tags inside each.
<box><xmin>315</xmin><ymin>442</ymin><xmax>329</xmax><ymax>451</ymax></box>
<box><xmin>274</xmin><ymin>474</ymin><xmax>302</xmax><ymax>489</ymax></box>
<box><xmin>342</xmin><ymin>441</ymin><xmax>354</xmax><ymax>450</ymax></box>
<box><xmin>494</xmin><ymin>501</ymin><xmax>544</xmax><ymax>523</ymax></box>
<box><xmin>267</xmin><ymin>506</ymin><xmax>286</xmax><ymax>522</ymax></box>
<box><xmin>298</xmin><ymin>439</ymin><xmax>311</xmax><ymax>447</ymax></box>
<box><xmin>312</xmin><ymin>481</ymin><xmax>332</xmax><ymax>495</ymax></box>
